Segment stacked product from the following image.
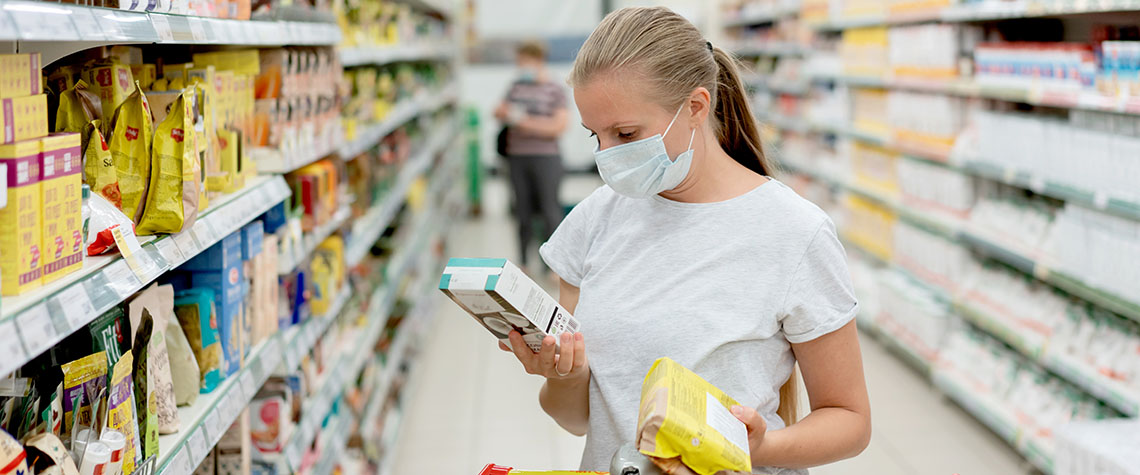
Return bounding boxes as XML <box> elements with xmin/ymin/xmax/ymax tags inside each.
<box><xmin>840</xmin><ymin>27</ymin><xmax>888</xmax><ymax>77</ymax></box>
<box><xmin>34</xmin><ymin>0</ymin><xmax>254</xmax><ymax>18</ymax></box>
<box><xmin>338</xmin><ymin>0</ymin><xmax>451</xmax><ymax>49</ymax></box>
<box><xmin>850</xmin><ymin>141</ymin><xmax>899</xmax><ymax>195</ymax></box>
<box><xmin>842</xmin><ymin>194</ymin><xmax>896</xmax><ymax>261</ymax></box>
<box><xmin>1046</xmin><ymin>205</ymin><xmax>1140</xmax><ymax>304</ymax></box>
<box><xmin>893</xmin><ymin>222</ymin><xmax>970</xmax><ymax>293</ymax></box>
<box><xmin>875</xmin><ymin>270</ymin><xmax>955</xmax><ymax>361</ymax></box>
<box><xmin>252</xmin><ymin>47</ymin><xmax>344</xmax><ymax>165</ymax></box>
<box><xmin>887</xmin><ymin>24</ymin><xmax>976</xmax><ymax>79</ymax></box>
<box><xmin>342</xmin><ymin>61</ymin><xmax>451</xmax><ymax>139</ymax></box>
<box><xmin>885</xmin><ymin>90</ymin><xmax>969</xmax><ymax>159</ymax></box>
<box><xmin>896</xmin><ymin>159</ymin><xmax>975</xmax><ymax>218</ymax></box>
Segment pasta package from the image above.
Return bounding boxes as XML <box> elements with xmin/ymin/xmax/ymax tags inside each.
<box><xmin>55</xmin><ymin>80</ymin><xmax>102</xmax><ymax>134</ymax></box>
<box><xmin>175</xmin><ymin>288</ymin><xmax>223</xmax><ymax>393</ymax></box>
<box><xmin>84</xmin><ymin>120</ymin><xmax>121</xmax><ymax>209</ymax></box>
<box><xmin>107</xmin><ymin>81</ymin><xmax>154</xmax><ymax>222</ymax></box>
<box><xmin>60</xmin><ymin>352</ymin><xmax>108</xmax><ymax>437</ymax></box>
<box><xmin>136</xmin><ymin>89</ymin><xmax>200</xmax><ymax>235</ymax></box>
<box><xmin>637</xmin><ymin>358</ymin><xmax>752</xmax><ymax>475</ymax></box>
<box><xmin>107</xmin><ymin>350</ymin><xmax>142</xmax><ymax>474</ymax></box>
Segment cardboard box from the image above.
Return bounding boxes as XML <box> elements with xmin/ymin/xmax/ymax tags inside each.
<box><xmin>0</xmin><ymin>139</ymin><xmax>42</xmax><ymax>295</ymax></box>
<box><xmin>186</xmin><ymin>232</ymin><xmax>245</xmax><ymax>376</ymax></box>
<box><xmin>0</xmin><ymin>94</ymin><xmax>48</xmax><ymax>144</ymax></box>
<box><xmin>131</xmin><ymin>64</ymin><xmax>156</xmax><ymax>91</ymax></box>
<box><xmin>440</xmin><ymin>258</ymin><xmax>580</xmax><ymax>352</ymax></box>
<box><xmin>83</xmin><ymin>63</ymin><xmax>133</xmax><ymax>121</ymax></box>
<box><xmin>0</xmin><ymin>53</ymin><xmax>42</xmax><ymax>99</ymax></box>
<box><xmin>240</xmin><ymin>220</ymin><xmax>263</xmax><ymax>261</ymax></box>
<box><xmin>40</xmin><ymin>133</ymin><xmax>83</xmax><ymax>284</ymax></box>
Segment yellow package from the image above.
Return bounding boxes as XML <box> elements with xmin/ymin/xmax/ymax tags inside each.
<box><xmin>637</xmin><ymin>358</ymin><xmax>752</xmax><ymax>475</ymax></box>
<box><xmin>107</xmin><ymin>81</ymin><xmax>154</xmax><ymax>222</ymax></box>
<box><xmin>84</xmin><ymin>63</ymin><xmax>134</xmax><ymax>122</ymax></box>
<box><xmin>84</xmin><ymin>120</ymin><xmax>121</xmax><ymax>210</ymax></box>
<box><xmin>310</xmin><ymin>236</ymin><xmax>344</xmax><ymax>315</ymax></box>
<box><xmin>131</xmin><ymin>64</ymin><xmax>156</xmax><ymax>91</ymax></box>
<box><xmin>0</xmin><ymin>139</ymin><xmax>43</xmax><ymax>295</ymax></box>
<box><xmin>137</xmin><ymin>89</ymin><xmax>200</xmax><ymax>235</ymax></box>
<box><xmin>0</xmin><ymin>94</ymin><xmax>48</xmax><ymax>144</ymax></box>
<box><xmin>55</xmin><ymin>80</ymin><xmax>102</xmax><ymax>134</ymax></box>
<box><xmin>41</xmin><ymin>133</ymin><xmax>83</xmax><ymax>284</ymax></box>
<box><xmin>0</xmin><ymin>53</ymin><xmax>42</xmax><ymax>99</ymax></box>
<box><xmin>216</xmin><ymin>128</ymin><xmax>243</xmax><ymax>193</ymax></box>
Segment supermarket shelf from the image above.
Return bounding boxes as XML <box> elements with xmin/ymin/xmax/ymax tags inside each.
<box><xmin>931</xmin><ymin>369</ymin><xmax>1031</xmax><ymax>459</ymax></box>
<box><xmin>311</xmin><ymin>408</ymin><xmax>353</xmax><ymax>475</ymax></box>
<box><xmin>0</xmin><ymin>1</ymin><xmax>340</xmax><ymax>61</ymax></box>
<box><xmin>812</xmin><ymin>72</ymin><xmax>1140</xmax><ymax>115</ymax></box>
<box><xmin>861</xmin><ymin>312</ymin><xmax>935</xmax><ymax>376</ymax></box>
<box><xmin>0</xmin><ymin>176</ymin><xmax>290</xmax><ymax>378</ymax></box>
<box><xmin>338</xmin><ymin>82</ymin><xmax>459</xmax><ymax>160</ymax></box>
<box><xmin>746</xmin><ymin>75</ymin><xmax>811</xmax><ymax>95</ymax></box>
<box><xmin>157</xmin><ymin>285</ymin><xmax>352</xmax><ymax>475</ymax></box>
<box><xmin>962</xmin><ymin>160</ymin><xmax>1140</xmax><ymax>223</ymax></box>
<box><xmin>345</xmin><ymin>122</ymin><xmax>457</xmax><ymax>267</ymax></box>
<box><xmin>732</xmin><ymin>42</ymin><xmax>808</xmax><ymax>57</ymax></box>
<box><xmin>278</xmin><ymin>205</ymin><xmax>353</xmax><ymax>275</ymax></box>
<box><xmin>723</xmin><ymin>2</ymin><xmax>800</xmax><ymax>26</ymax></box>
<box><xmin>251</xmin><ymin>119</ymin><xmax>344</xmax><ymax>174</ymax></box>
<box><xmin>809</xmin><ymin>8</ymin><xmax>942</xmax><ymax>31</ymax></box>
<box><xmin>807</xmin><ymin>1</ymin><xmax>1140</xmax><ymax>32</ymax></box>
<box><xmin>340</xmin><ymin>42</ymin><xmax>457</xmax><ymax>67</ymax></box>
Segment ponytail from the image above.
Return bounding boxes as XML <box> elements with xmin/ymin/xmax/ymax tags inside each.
<box><xmin>777</xmin><ymin>364</ymin><xmax>800</xmax><ymax>427</ymax></box>
<box><xmin>711</xmin><ymin>46</ymin><xmax>776</xmax><ymax>177</ymax></box>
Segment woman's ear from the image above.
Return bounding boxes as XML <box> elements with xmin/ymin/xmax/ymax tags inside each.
<box><xmin>688</xmin><ymin>87</ymin><xmax>712</xmax><ymax>127</ymax></box>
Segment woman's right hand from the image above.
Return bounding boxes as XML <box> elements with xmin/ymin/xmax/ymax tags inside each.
<box><xmin>499</xmin><ymin>331</ymin><xmax>588</xmax><ymax>381</ymax></box>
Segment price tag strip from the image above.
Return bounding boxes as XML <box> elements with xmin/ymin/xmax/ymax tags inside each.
<box><xmin>53</xmin><ymin>284</ymin><xmax>96</xmax><ymax>331</ymax></box>
<box><xmin>0</xmin><ymin>321</ymin><xmax>28</xmax><ymax>376</ymax></box>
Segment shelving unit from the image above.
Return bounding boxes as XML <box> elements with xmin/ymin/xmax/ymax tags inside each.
<box><xmin>730</xmin><ymin>0</ymin><xmax>1140</xmax><ymax>469</ymax></box>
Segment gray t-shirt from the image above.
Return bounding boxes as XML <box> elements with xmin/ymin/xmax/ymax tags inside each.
<box><xmin>539</xmin><ymin>179</ymin><xmax>858</xmax><ymax>474</ymax></box>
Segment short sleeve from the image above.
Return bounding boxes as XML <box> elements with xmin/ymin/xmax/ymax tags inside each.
<box><xmin>780</xmin><ymin>219</ymin><xmax>859</xmax><ymax>343</ymax></box>
<box><xmin>539</xmin><ymin>192</ymin><xmax>595</xmax><ymax>287</ymax></box>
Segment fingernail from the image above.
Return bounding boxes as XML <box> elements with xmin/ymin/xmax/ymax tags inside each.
<box><xmin>731</xmin><ymin>406</ymin><xmax>743</xmax><ymax>416</ymax></box>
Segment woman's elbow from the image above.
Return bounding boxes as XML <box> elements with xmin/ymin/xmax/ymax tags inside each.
<box><xmin>849</xmin><ymin>412</ymin><xmax>872</xmax><ymax>457</ymax></box>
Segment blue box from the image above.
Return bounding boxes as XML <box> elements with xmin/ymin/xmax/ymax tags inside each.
<box><xmin>261</xmin><ymin>202</ymin><xmax>287</xmax><ymax>234</ymax></box>
<box><xmin>241</xmin><ymin>221</ymin><xmax>264</xmax><ymax>261</ymax></box>
<box><xmin>190</xmin><ymin>261</ymin><xmax>245</xmax><ymax>377</ymax></box>
<box><xmin>180</xmin><ymin>232</ymin><xmax>243</xmax><ymax>272</ymax></box>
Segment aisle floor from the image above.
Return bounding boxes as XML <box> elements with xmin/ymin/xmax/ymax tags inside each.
<box><xmin>392</xmin><ymin>177</ymin><xmax>1030</xmax><ymax>474</ymax></box>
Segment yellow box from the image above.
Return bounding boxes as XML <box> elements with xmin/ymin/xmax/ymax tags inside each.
<box><xmin>83</xmin><ymin>63</ymin><xmax>134</xmax><ymax>122</ymax></box>
<box><xmin>214</xmin><ymin>71</ymin><xmax>234</xmax><ymax>128</ymax></box>
<box><xmin>40</xmin><ymin>133</ymin><xmax>83</xmax><ymax>284</ymax></box>
<box><xmin>217</xmin><ymin>128</ymin><xmax>244</xmax><ymax>193</ymax></box>
<box><xmin>0</xmin><ymin>139</ymin><xmax>42</xmax><ymax>295</ymax></box>
<box><xmin>0</xmin><ymin>53</ymin><xmax>42</xmax><ymax>99</ymax></box>
<box><xmin>192</xmin><ymin>50</ymin><xmax>261</xmax><ymax>77</ymax></box>
<box><xmin>131</xmin><ymin>64</ymin><xmax>156</xmax><ymax>91</ymax></box>
<box><xmin>0</xmin><ymin>94</ymin><xmax>48</xmax><ymax>144</ymax></box>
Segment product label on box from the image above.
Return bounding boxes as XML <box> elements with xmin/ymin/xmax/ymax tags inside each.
<box><xmin>0</xmin><ymin>150</ymin><xmax>41</xmax><ymax>294</ymax></box>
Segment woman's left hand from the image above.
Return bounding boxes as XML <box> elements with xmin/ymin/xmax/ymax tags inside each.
<box><xmin>731</xmin><ymin>405</ymin><xmax>767</xmax><ymax>455</ymax></box>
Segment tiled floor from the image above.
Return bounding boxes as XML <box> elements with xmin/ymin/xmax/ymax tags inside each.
<box><xmin>391</xmin><ymin>177</ymin><xmax>1031</xmax><ymax>474</ymax></box>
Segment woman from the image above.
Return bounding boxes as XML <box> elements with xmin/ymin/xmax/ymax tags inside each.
<box><xmin>493</xmin><ymin>40</ymin><xmax>569</xmax><ymax>270</ymax></box>
<box><xmin>500</xmin><ymin>7</ymin><xmax>871</xmax><ymax>474</ymax></box>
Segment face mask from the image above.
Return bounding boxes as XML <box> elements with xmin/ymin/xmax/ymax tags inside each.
<box><xmin>593</xmin><ymin>104</ymin><xmax>695</xmax><ymax>198</ymax></box>
<box><xmin>519</xmin><ymin>67</ymin><xmax>537</xmax><ymax>82</ymax></box>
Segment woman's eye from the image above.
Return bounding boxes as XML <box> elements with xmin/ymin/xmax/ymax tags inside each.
<box><xmin>618</xmin><ymin>131</ymin><xmax>635</xmax><ymax>140</ymax></box>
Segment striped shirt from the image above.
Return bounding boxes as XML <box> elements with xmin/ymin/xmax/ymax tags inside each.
<box><xmin>504</xmin><ymin>79</ymin><xmax>567</xmax><ymax>157</ymax></box>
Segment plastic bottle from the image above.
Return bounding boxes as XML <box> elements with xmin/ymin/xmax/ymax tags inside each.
<box><xmin>78</xmin><ymin>441</ymin><xmax>110</xmax><ymax>475</ymax></box>
<box><xmin>100</xmin><ymin>430</ymin><xmax>126</xmax><ymax>475</ymax></box>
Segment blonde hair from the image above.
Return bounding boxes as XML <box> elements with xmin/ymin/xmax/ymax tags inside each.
<box><xmin>517</xmin><ymin>40</ymin><xmax>547</xmax><ymax>60</ymax></box>
<box><xmin>571</xmin><ymin>6</ymin><xmax>794</xmax><ymax>426</ymax></box>
<box><xmin>569</xmin><ymin>6</ymin><xmax>775</xmax><ymax>178</ymax></box>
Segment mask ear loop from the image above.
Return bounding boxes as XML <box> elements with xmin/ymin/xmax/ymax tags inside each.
<box><xmin>662</xmin><ymin>102</ymin><xmax>686</xmax><ymax>137</ymax></box>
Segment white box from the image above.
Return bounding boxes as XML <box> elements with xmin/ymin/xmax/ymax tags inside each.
<box><xmin>440</xmin><ymin>258</ymin><xmax>580</xmax><ymax>352</ymax></box>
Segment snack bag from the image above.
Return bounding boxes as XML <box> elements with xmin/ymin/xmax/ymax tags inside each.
<box><xmin>637</xmin><ymin>358</ymin><xmax>752</xmax><ymax>475</ymax></box>
<box><xmin>106</xmin><ymin>351</ymin><xmax>142</xmax><ymax>474</ymax></box>
<box><xmin>107</xmin><ymin>81</ymin><xmax>154</xmax><ymax>223</ymax></box>
<box><xmin>128</xmin><ymin>284</ymin><xmax>181</xmax><ymax>437</ymax></box>
<box><xmin>83</xmin><ymin>120</ymin><xmax>122</xmax><ymax>209</ymax></box>
<box><xmin>174</xmin><ymin>288</ymin><xmax>223</xmax><ymax>393</ymax></box>
<box><xmin>56</xmin><ymin>80</ymin><xmax>102</xmax><ymax>133</ymax></box>
<box><xmin>0</xmin><ymin>429</ymin><xmax>27</xmax><ymax>475</ymax></box>
<box><xmin>24</xmin><ymin>432</ymin><xmax>80</xmax><ymax>475</ymax></box>
<box><xmin>165</xmin><ymin>319</ymin><xmax>201</xmax><ymax>406</ymax></box>
<box><xmin>136</xmin><ymin>89</ymin><xmax>200</xmax><ymax>235</ymax></box>
<box><xmin>61</xmin><ymin>352</ymin><xmax>109</xmax><ymax>437</ymax></box>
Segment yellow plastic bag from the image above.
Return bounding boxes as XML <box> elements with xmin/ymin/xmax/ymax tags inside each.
<box><xmin>136</xmin><ymin>89</ymin><xmax>200</xmax><ymax>235</ymax></box>
<box><xmin>55</xmin><ymin>79</ymin><xmax>102</xmax><ymax>133</ymax></box>
<box><xmin>637</xmin><ymin>357</ymin><xmax>752</xmax><ymax>475</ymax></box>
<box><xmin>107</xmin><ymin>81</ymin><xmax>154</xmax><ymax>223</ymax></box>
<box><xmin>84</xmin><ymin>120</ymin><xmax>122</xmax><ymax>210</ymax></box>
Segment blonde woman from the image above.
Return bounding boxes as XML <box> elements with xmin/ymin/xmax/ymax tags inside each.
<box><xmin>501</xmin><ymin>7</ymin><xmax>871</xmax><ymax>474</ymax></box>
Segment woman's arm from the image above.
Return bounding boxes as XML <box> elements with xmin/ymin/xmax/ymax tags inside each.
<box><xmin>500</xmin><ymin>278</ymin><xmax>590</xmax><ymax>436</ymax></box>
<box><xmin>514</xmin><ymin>108</ymin><xmax>568</xmax><ymax>138</ymax></box>
<box><xmin>734</xmin><ymin>320</ymin><xmax>871</xmax><ymax>468</ymax></box>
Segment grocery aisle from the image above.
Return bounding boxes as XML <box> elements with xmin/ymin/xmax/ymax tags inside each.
<box><xmin>393</xmin><ymin>177</ymin><xmax>1028</xmax><ymax>474</ymax></box>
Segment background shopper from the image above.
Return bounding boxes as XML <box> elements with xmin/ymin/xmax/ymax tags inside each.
<box><xmin>494</xmin><ymin>40</ymin><xmax>569</xmax><ymax>270</ymax></box>
<box><xmin>501</xmin><ymin>7</ymin><xmax>871</xmax><ymax>474</ymax></box>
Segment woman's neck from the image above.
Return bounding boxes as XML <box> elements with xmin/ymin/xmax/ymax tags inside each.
<box><xmin>658</xmin><ymin>133</ymin><xmax>768</xmax><ymax>203</ymax></box>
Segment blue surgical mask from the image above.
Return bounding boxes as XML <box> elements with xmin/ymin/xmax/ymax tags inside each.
<box><xmin>593</xmin><ymin>104</ymin><xmax>695</xmax><ymax>198</ymax></box>
<box><xmin>519</xmin><ymin>67</ymin><xmax>537</xmax><ymax>82</ymax></box>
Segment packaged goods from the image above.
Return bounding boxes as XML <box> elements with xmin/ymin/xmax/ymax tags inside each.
<box><xmin>249</xmin><ymin>383</ymin><xmax>291</xmax><ymax>458</ymax></box>
<box><xmin>83</xmin><ymin>120</ymin><xmax>121</xmax><ymax>209</ymax></box>
<box><xmin>310</xmin><ymin>236</ymin><xmax>344</xmax><ymax>315</ymax></box>
<box><xmin>41</xmin><ymin>133</ymin><xmax>84</xmax><ymax>284</ymax></box>
<box><xmin>0</xmin><ymin>53</ymin><xmax>42</xmax><ymax>98</ymax></box>
<box><xmin>84</xmin><ymin>192</ymin><xmax>134</xmax><ymax>256</ymax></box>
<box><xmin>89</xmin><ymin>307</ymin><xmax>130</xmax><ymax>369</ymax></box>
<box><xmin>0</xmin><ymin>94</ymin><xmax>48</xmax><ymax>144</ymax></box>
<box><xmin>165</xmin><ymin>319</ymin><xmax>201</xmax><ymax>405</ymax></box>
<box><xmin>131</xmin><ymin>65</ymin><xmax>156</xmax><ymax>91</ymax></box>
<box><xmin>0</xmin><ymin>139</ymin><xmax>43</xmax><ymax>295</ymax></box>
<box><xmin>174</xmin><ymin>288</ymin><xmax>222</xmax><ymax>393</ymax></box>
<box><xmin>84</xmin><ymin>63</ymin><xmax>134</xmax><ymax>122</ymax></box>
<box><xmin>637</xmin><ymin>358</ymin><xmax>751</xmax><ymax>475</ymax></box>
<box><xmin>106</xmin><ymin>352</ymin><xmax>141</xmax><ymax>474</ymax></box>
<box><xmin>183</xmin><ymin>233</ymin><xmax>244</xmax><ymax>376</ymax></box>
<box><xmin>128</xmin><ymin>283</ymin><xmax>180</xmax><ymax>438</ymax></box>
<box><xmin>440</xmin><ymin>258</ymin><xmax>580</xmax><ymax>352</ymax></box>
<box><xmin>56</xmin><ymin>81</ymin><xmax>102</xmax><ymax>134</ymax></box>
<box><xmin>78</xmin><ymin>441</ymin><xmax>110</xmax><ymax>475</ymax></box>
<box><xmin>106</xmin><ymin>81</ymin><xmax>154</xmax><ymax>223</ymax></box>
<box><xmin>0</xmin><ymin>430</ymin><xmax>28</xmax><ymax>475</ymax></box>
<box><xmin>136</xmin><ymin>90</ymin><xmax>201</xmax><ymax>235</ymax></box>
<box><xmin>61</xmin><ymin>352</ymin><xmax>109</xmax><ymax>437</ymax></box>
<box><xmin>25</xmin><ymin>432</ymin><xmax>80</xmax><ymax>475</ymax></box>
<box><xmin>100</xmin><ymin>430</ymin><xmax>126</xmax><ymax>475</ymax></box>
<box><xmin>130</xmin><ymin>311</ymin><xmax>158</xmax><ymax>460</ymax></box>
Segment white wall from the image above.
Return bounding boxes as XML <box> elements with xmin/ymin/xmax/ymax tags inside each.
<box><xmin>473</xmin><ymin>0</ymin><xmax>601</xmax><ymax>37</ymax></box>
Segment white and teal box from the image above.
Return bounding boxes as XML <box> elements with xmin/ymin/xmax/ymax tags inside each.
<box><xmin>439</xmin><ymin>258</ymin><xmax>580</xmax><ymax>352</ymax></box>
